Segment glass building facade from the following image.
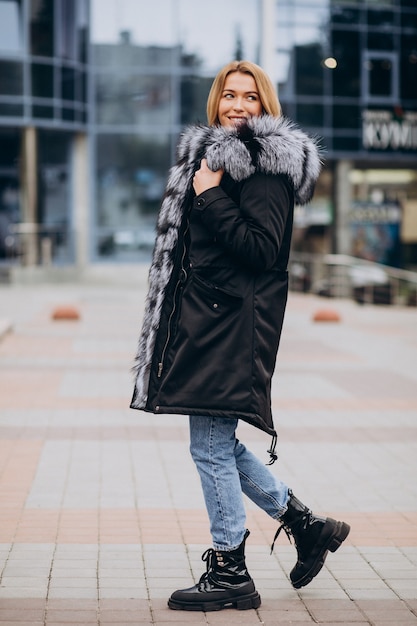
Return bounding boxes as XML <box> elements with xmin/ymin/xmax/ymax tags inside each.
<box><xmin>0</xmin><ymin>0</ymin><xmax>416</xmax><ymax>271</ymax></box>
<box><xmin>0</xmin><ymin>0</ymin><xmax>89</xmax><ymax>264</ymax></box>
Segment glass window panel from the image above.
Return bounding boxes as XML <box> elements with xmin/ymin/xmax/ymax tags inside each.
<box><xmin>333</xmin><ymin>135</ymin><xmax>360</xmax><ymax>152</ymax></box>
<box><xmin>0</xmin><ymin>0</ymin><xmax>23</xmax><ymax>53</ymax></box>
<box><xmin>331</xmin><ymin>5</ymin><xmax>361</xmax><ymax>24</ymax></box>
<box><xmin>77</xmin><ymin>0</ymin><xmax>89</xmax><ymax>63</ymax></box>
<box><xmin>331</xmin><ymin>30</ymin><xmax>360</xmax><ymax>97</ymax></box>
<box><xmin>367</xmin><ymin>56</ymin><xmax>394</xmax><ymax>97</ymax></box>
<box><xmin>31</xmin><ymin>62</ymin><xmax>54</xmax><ymax>98</ymax></box>
<box><xmin>333</xmin><ymin>104</ymin><xmax>361</xmax><ymax>129</ymax></box>
<box><xmin>295</xmin><ymin>43</ymin><xmax>324</xmax><ymax>96</ymax></box>
<box><xmin>37</xmin><ymin>130</ymin><xmax>73</xmax><ymax>263</ymax></box>
<box><xmin>180</xmin><ymin>75</ymin><xmax>212</xmax><ymax>124</ymax></box>
<box><xmin>62</xmin><ymin>107</ymin><xmax>75</xmax><ymax>121</ymax></box>
<box><xmin>296</xmin><ymin>103</ymin><xmax>324</xmax><ymax>127</ymax></box>
<box><xmin>32</xmin><ymin>104</ymin><xmax>54</xmax><ymax>119</ymax></box>
<box><xmin>60</xmin><ymin>66</ymin><xmax>76</xmax><ymax>101</ymax></box>
<box><xmin>0</xmin><ymin>61</ymin><xmax>23</xmax><ymax>95</ymax></box>
<box><xmin>367</xmin><ymin>9</ymin><xmax>395</xmax><ymax>27</ymax></box>
<box><xmin>95</xmin><ymin>133</ymin><xmax>171</xmax><ymax>260</ymax></box>
<box><xmin>57</xmin><ymin>0</ymin><xmax>76</xmax><ymax>59</ymax></box>
<box><xmin>0</xmin><ymin>101</ymin><xmax>23</xmax><ymax>116</ymax></box>
<box><xmin>401</xmin><ymin>10</ymin><xmax>417</xmax><ymax>29</ymax></box>
<box><xmin>95</xmin><ymin>72</ymin><xmax>172</xmax><ymax>126</ymax></box>
<box><xmin>30</xmin><ymin>0</ymin><xmax>54</xmax><ymax>57</ymax></box>
<box><xmin>367</xmin><ymin>31</ymin><xmax>394</xmax><ymax>51</ymax></box>
<box><xmin>400</xmin><ymin>36</ymin><xmax>417</xmax><ymax>101</ymax></box>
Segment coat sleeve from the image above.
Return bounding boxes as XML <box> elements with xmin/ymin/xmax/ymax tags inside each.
<box><xmin>192</xmin><ymin>173</ymin><xmax>293</xmax><ymax>271</ymax></box>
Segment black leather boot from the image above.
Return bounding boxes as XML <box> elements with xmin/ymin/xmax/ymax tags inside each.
<box><xmin>272</xmin><ymin>490</ymin><xmax>350</xmax><ymax>589</ymax></box>
<box><xmin>168</xmin><ymin>530</ymin><xmax>261</xmax><ymax>611</ymax></box>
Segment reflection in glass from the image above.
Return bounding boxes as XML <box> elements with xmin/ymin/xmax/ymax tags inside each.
<box><xmin>95</xmin><ymin>72</ymin><xmax>172</xmax><ymax>126</ymax></box>
<box><xmin>30</xmin><ymin>0</ymin><xmax>54</xmax><ymax>57</ymax></box>
<box><xmin>91</xmin><ymin>0</ymin><xmax>260</xmax><ymax>72</ymax></box>
<box><xmin>0</xmin><ymin>0</ymin><xmax>22</xmax><ymax>53</ymax></box>
<box><xmin>37</xmin><ymin>130</ymin><xmax>74</xmax><ymax>263</ymax></box>
<box><xmin>96</xmin><ymin>133</ymin><xmax>171</xmax><ymax>260</ymax></box>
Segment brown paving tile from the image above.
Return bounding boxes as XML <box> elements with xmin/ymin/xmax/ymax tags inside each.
<box><xmin>2</xmin><ymin>508</ymin><xmax>417</xmax><ymax>546</ymax></box>
<box><xmin>0</xmin><ymin>334</ymin><xmax>73</xmax><ymax>357</ymax></box>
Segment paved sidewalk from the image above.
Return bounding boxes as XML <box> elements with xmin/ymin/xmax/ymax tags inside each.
<box><xmin>0</xmin><ymin>270</ymin><xmax>416</xmax><ymax>625</ymax></box>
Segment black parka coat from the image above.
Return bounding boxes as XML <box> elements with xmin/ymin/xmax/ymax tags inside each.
<box><xmin>131</xmin><ymin>115</ymin><xmax>321</xmax><ymax>454</ymax></box>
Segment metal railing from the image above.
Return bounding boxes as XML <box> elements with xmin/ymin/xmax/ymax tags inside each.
<box><xmin>288</xmin><ymin>252</ymin><xmax>417</xmax><ymax>307</ymax></box>
<box><xmin>1</xmin><ymin>223</ymin><xmax>75</xmax><ymax>266</ymax></box>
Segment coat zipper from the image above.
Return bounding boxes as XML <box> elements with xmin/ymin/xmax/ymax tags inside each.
<box><xmin>157</xmin><ymin>221</ymin><xmax>189</xmax><ymax>378</ymax></box>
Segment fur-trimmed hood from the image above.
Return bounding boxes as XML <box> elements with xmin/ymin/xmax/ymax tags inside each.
<box><xmin>131</xmin><ymin>115</ymin><xmax>321</xmax><ymax>410</ymax></box>
<box><xmin>178</xmin><ymin>115</ymin><xmax>321</xmax><ymax>205</ymax></box>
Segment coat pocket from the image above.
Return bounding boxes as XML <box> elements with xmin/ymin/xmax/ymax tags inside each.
<box><xmin>192</xmin><ymin>273</ymin><xmax>243</xmax><ymax>310</ymax></box>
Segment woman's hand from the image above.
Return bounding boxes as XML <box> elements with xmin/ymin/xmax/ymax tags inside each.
<box><xmin>193</xmin><ymin>158</ymin><xmax>223</xmax><ymax>196</ymax></box>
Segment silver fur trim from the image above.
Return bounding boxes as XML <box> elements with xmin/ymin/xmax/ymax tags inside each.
<box><xmin>132</xmin><ymin>116</ymin><xmax>321</xmax><ymax>408</ymax></box>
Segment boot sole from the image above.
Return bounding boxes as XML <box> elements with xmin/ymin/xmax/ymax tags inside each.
<box><xmin>291</xmin><ymin>520</ymin><xmax>350</xmax><ymax>589</ymax></box>
<box><xmin>168</xmin><ymin>590</ymin><xmax>261</xmax><ymax>611</ymax></box>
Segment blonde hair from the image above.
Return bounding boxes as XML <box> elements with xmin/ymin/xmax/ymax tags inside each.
<box><xmin>206</xmin><ymin>60</ymin><xmax>281</xmax><ymax>125</ymax></box>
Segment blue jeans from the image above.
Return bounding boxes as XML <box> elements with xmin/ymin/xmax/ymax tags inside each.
<box><xmin>189</xmin><ymin>415</ymin><xmax>289</xmax><ymax>551</ymax></box>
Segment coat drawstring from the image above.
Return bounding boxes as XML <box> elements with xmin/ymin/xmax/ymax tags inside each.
<box><xmin>266</xmin><ymin>432</ymin><xmax>278</xmax><ymax>465</ymax></box>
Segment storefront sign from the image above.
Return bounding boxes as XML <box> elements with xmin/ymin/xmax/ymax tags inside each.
<box><xmin>362</xmin><ymin>110</ymin><xmax>417</xmax><ymax>151</ymax></box>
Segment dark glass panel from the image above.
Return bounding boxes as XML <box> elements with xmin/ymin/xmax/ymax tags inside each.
<box><xmin>400</xmin><ymin>10</ymin><xmax>417</xmax><ymax>29</ymax></box>
<box><xmin>60</xmin><ymin>66</ymin><xmax>76</xmax><ymax>101</ymax></box>
<box><xmin>32</xmin><ymin>104</ymin><xmax>54</xmax><ymax>119</ymax></box>
<box><xmin>367</xmin><ymin>31</ymin><xmax>394</xmax><ymax>51</ymax></box>
<box><xmin>367</xmin><ymin>57</ymin><xmax>393</xmax><ymax>97</ymax></box>
<box><xmin>330</xmin><ymin>5</ymin><xmax>361</xmax><ymax>24</ymax></box>
<box><xmin>180</xmin><ymin>75</ymin><xmax>212</xmax><ymax>124</ymax></box>
<box><xmin>30</xmin><ymin>0</ymin><xmax>54</xmax><ymax>57</ymax></box>
<box><xmin>31</xmin><ymin>63</ymin><xmax>54</xmax><ymax>98</ymax></box>
<box><xmin>0</xmin><ymin>61</ymin><xmax>23</xmax><ymax>95</ymax></box>
<box><xmin>296</xmin><ymin>103</ymin><xmax>324</xmax><ymax>127</ymax></box>
<box><xmin>295</xmin><ymin>43</ymin><xmax>324</xmax><ymax>96</ymax></box>
<box><xmin>400</xmin><ymin>36</ymin><xmax>417</xmax><ymax>100</ymax></box>
<box><xmin>333</xmin><ymin>135</ymin><xmax>361</xmax><ymax>151</ymax></box>
<box><xmin>331</xmin><ymin>30</ymin><xmax>360</xmax><ymax>97</ymax></box>
<box><xmin>0</xmin><ymin>102</ymin><xmax>24</xmax><ymax>117</ymax></box>
<box><xmin>62</xmin><ymin>107</ymin><xmax>75</xmax><ymax>121</ymax></box>
<box><xmin>367</xmin><ymin>9</ymin><xmax>395</xmax><ymax>27</ymax></box>
<box><xmin>333</xmin><ymin>104</ymin><xmax>361</xmax><ymax>129</ymax></box>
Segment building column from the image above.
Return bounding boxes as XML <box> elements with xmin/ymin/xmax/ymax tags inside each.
<box><xmin>73</xmin><ymin>132</ymin><xmax>89</xmax><ymax>270</ymax></box>
<box><xmin>260</xmin><ymin>0</ymin><xmax>276</xmax><ymax>80</ymax></box>
<box><xmin>20</xmin><ymin>126</ymin><xmax>38</xmax><ymax>265</ymax></box>
<box><xmin>334</xmin><ymin>159</ymin><xmax>353</xmax><ymax>255</ymax></box>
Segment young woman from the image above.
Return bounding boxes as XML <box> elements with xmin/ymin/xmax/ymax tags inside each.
<box><xmin>131</xmin><ymin>60</ymin><xmax>350</xmax><ymax>612</ymax></box>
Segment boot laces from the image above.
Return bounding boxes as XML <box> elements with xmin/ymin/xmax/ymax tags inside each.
<box><xmin>270</xmin><ymin>509</ymin><xmax>313</xmax><ymax>554</ymax></box>
<box><xmin>197</xmin><ymin>548</ymin><xmax>220</xmax><ymax>588</ymax></box>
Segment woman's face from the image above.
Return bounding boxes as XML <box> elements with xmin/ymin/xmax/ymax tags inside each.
<box><xmin>217</xmin><ymin>71</ymin><xmax>263</xmax><ymax>127</ymax></box>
